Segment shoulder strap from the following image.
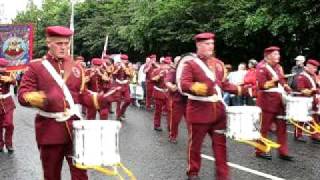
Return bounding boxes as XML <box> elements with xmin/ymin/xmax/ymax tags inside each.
<box><xmin>42</xmin><ymin>59</ymin><xmax>82</xmax><ymax>119</ymax></box>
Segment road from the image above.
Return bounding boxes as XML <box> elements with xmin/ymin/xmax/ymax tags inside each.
<box><xmin>0</xmin><ymin>97</ymin><xmax>319</xmax><ymax>180</ymax></box>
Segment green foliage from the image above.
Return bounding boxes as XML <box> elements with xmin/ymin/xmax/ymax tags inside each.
<box><xmin>12</xmin><ymin>0</ymin><xmax>320</xmax><ymax>69</ymax></box>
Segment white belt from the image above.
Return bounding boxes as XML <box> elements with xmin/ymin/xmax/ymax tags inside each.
<box><xmin>116</xmin><ymin>79</ymin><xmax>129</xmax><ymax>84</ymax></box>
<box><xmin>37</xmin><ymin>104</ymin><xmax>82</xmax><ymax>122</ymax></box>
<box><xmin>0</xmin><ymin>93</ymin><xmax>11</xmax><ymax>99</ymax></box>
<box><xmin>187</xmin><ymin>94</ymin><xmax>220</xmax><ymax>102</ymax></box>
<box><xmin>154</xmin><ymin>86</ymin><xmax>168</xmax><ymax>92</ymax></box>
<box><xmin>263</xmin><ymin>87</ymin><xmax>283</xmax><ymax>93</ymax></box>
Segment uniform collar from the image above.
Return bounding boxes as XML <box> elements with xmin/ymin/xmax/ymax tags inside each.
<box><xmin>46</xmin><ymin>53</ymin><xmax>64</xmax><ymax>63</ymax></box>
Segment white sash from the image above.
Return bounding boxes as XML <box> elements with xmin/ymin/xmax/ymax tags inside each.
<box><xmin>264</xmin><ymin>63</ymin><xmax>288</xmax><ymax>104</ymax></box>
<box><xmin>176</xmin><ymin>53</ymin><xmax>225</xmax><ymax>106</ymax></box>
<box><xmin>264</xmin><ymin>63</ymin><xmax>286</xmax><ymax>94</ymax></box>
<box><xmin>41</xmin><ymin>59</ymin><xmax>82</xmax><ymax>121</ymax></box>
<box><xmin>301</xmin><ymin>71</ymin><xmax>316</xmax><ymax>89</ymax></box>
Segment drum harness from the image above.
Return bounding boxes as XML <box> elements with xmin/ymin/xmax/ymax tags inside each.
<box><xmin>41</xmin><ymin>59</ymin><xmax>136</xmax><ymax>180</ymax></box>
<box><xmin>176</xmin><ymin>54</ymin><xmax>279</xmax><ymax>152</ymax></box>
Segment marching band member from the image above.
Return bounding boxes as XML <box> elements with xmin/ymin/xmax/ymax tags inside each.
<box><xmin>0</xmin><ymin>58</ymin><xmax>16</xmax><ymax>154</ymax></box>
<box><xmin>165</xmin><ymin>56</ymin><xmax>187</xmax><ymax>143</ymax></box>
<box><xmin>294</xmin><ymin>59</ymin><xmax>320</xmax><ymax>143</ymax></box>
<box><xmin>178</xmin><ymin>32</ymin><xmax>247</xmax><ymax>180</ymax></box>
<box><xmin>86</xmin><ymin>58</ymin><xmax>110</xmax><ymax>119</ymax></box>
<box><xmin>18</xmin><ymin>26</ymin><xmax>120</xmax><ymax>180</ymax></box>
<box><xmin>144</xmin><ymin>54</ymin><xmax>157</xmax><ymax>110</ymax></box>
<box><xmin>151</xmin><ymin>57</ymin><xmax>171</xmax><ymax>131</ymax></box>
<box><xmin>255</xmin><ymin>46</ymin><xmax>293</xmax><ymax>161</ymax></box>
<box><xmin>113</xmin><ymin>54</ymin><xmax>134</xmax><ymax>121</ymax></box>
<box><xmin>102</xmin><ymin>55</ymin><xmax>115</xmax><ymax>114</ymax></box>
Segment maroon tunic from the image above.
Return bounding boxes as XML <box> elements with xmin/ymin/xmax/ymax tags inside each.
<box><xmin>18</xmin><ymin>54</ymin><xmax>115</xmax><ymax>145</ymax></box>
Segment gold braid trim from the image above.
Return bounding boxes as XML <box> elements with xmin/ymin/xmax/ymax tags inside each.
<box><xmin>93</xmin><ymin>93</ymin><xmax>100</xmax><ymax>110</ymax></box>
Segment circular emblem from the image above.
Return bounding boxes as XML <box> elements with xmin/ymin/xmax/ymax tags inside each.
<box><xmin>72</xmin><ymin>67</ymin><xmax>81</xmax><ymax>78</ymax></box>
<box><xmin>3</xmin><ymin>37</ymin><xmax>28</xmax><ymax>63</ymax></box>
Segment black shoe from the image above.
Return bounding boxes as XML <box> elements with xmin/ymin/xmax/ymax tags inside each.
<box><xmin>256</xmin><ymin>153</ymin><xmax>272</xmax><ymax>160</ymax></box>
<box><xmin>187</xmin><ymin>175</ymin><xmax>200</xmax><ymax>180</ymax></box>
<box><xmin>278</xmin><ymin>154</ymin><xmax>294</xmax><ymax>161</ymax></box>
<box><xmin>7</xmin><ymin>147</ymin><xmax>14</xmax><ymax>154</ymax></box>
<box><xmin>117</xmin><ymin>117</ymin><xmax>123</xmax><ymax>121</ymax></box>
<box><xmin>109</xmin><ymin>110</ymin><xmax>114</xmax><ymax>114</ymax></box>
<box><xmin>154</xmin><ymin>127</ymin><xmax>163</xmax><ymax>131</ymax></box>
<box><xmin>311</xmin><ymin>138</ymin><xmax>320</xmax><ymax>144</ymax></box>
<box><xmin>294</xmin><ymin>136</ymin><xmax>307</xmax><ymax>142</ymax></box>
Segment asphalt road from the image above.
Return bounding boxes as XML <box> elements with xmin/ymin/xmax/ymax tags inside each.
<box><xmin>1</xmin><ymin>97</ymin><xmax>319</xmax><ymax>180</ymax></box>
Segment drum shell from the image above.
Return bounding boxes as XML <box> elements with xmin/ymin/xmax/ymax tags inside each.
<box><xmin>285</xmin><ymin>96</ymin><xmax>313</xmax><ymax>122</ymax></box>
<box><xmin>72</xmin><ymin>120</ymin><xmax>121</xmax><ymax>166</ymax></box>
<box><xmin>226</xmin><ymin>106</ymin><xmax>261</xmax><ymax>140</ymax></box>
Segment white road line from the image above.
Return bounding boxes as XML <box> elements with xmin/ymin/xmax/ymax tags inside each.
<box><xmin>201</xmin><ymin>154</ymin><xmax>286</xmax><ymax>180</ymax></box>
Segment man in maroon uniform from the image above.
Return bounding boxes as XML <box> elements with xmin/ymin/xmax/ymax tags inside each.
<box><xmin>294</xmin><ymin>59</ymin><xmax>320</xmax><ymax>143</ymax></box>
<box><xmin>18</xmin><ymin>26</ymin><xmax>119</xmax><ymax>180</ymax></box>
<box><xmin>113</xmin><ymin>54</ymin><xmax>133</xmax><ymax>121</ymax></box>
<box><xmin>178</xmin><ymin>32</ymin><xmax>245</xmax><ymax>180</ymax></box>
<box><xmin>0</xmin><ymin>58</ymin><xmax>16</xmax><ymax>153</ymax></box>
<box><xmin>151</xmin><ymin>57</ymin><xmax>171</xmax><ymax>131</ymax></box>
<box><xmin>165</xmin><ymin>56</ymin><xmax>187</xmax><ymax>143</ymax></box>
<box><xmin>86</xmin><ymin>58</ymin><xmax>111</xmax><ymax>119</ymax></box>
<box><xmin>255</xmin><ymin>46</ymin><xmax>293</xmax><ymax>161</ymax></box>
<box><xmin>144</xmin><ymin>54</ymin><xmax>157</xmax><ymax>110</ymax></box>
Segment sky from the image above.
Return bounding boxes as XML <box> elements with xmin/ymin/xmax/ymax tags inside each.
<box><xmin>0</xmin><ymin>0</ymin><xmax>42</xmax><ymax>23</ymax></box>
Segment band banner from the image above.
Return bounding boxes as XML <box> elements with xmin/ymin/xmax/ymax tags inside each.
<box><xmin>0</xmin><ymin>24</ymin><xmax>33</xmax><ymax>71</ymax></box>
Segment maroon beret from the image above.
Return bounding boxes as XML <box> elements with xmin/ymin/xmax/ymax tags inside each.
<box><xmin>149</xmin><ymin>54</ymin><xmax>157</xmax><ymax>59</ymax></box>
<box><xmin>264</xmin><ymin>46</ymin><xmax>280</xmax><ymax>56</ymax></box>
<box><xmin>120</xmin><ymin>54</ymin><xmax>129</xmax><ymax>60</ymax></box>
<box><xmin>0</xmin><ymin>58</ymin><xmax>9</xmax><ymax>67</ymax></box>
<box><xmin>91</xmin><ymin>58</ymin><xmax>103</xmax><ymax>66</ymax></box>
<box><xmin>46</xmin><ymin>26</ymin><xmax>73</xmax><ymax>37</ymax></box>
<box><xmin>194</xmin><ymin>32</ymin><xmax>215</xmax><ymax>42</ymax></box>
<box><xmin>306</xmin><ymin>59</ymin><xmax>320</xmax><ymax>67</ymax></box>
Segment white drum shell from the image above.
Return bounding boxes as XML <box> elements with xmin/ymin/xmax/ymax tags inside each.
<box><xmin>73</xmin><ymin>120</ymin><xmax>121</xmax><ymax>166</ymax></box>
<box><xmin>226</xmin><ymin>106</ymin><xmax>261</xmax><ymax>140</ymax></box>
<box><xmin>285</xmin><ymin>96</ymin><xmax>313</xmax><ymax>122</ymax></box>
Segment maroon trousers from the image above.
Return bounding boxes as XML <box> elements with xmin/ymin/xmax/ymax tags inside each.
<box><xmin>86</xmin><ymin>105</ymin><xmax>110</xmax><ymax>120</ymax></box>
<box><xmin>0</xmin><ymin>109</ymin><xmax>14</xmax><ymax>149</ymax></box>
<box><xmin>153</xmin><ymin>98</ymin><xmax>167</xmax><ymax>128</ymax></box>
<box><xmin>116</xmin><ymin>85</ymin><xmax>131</xmax><ymax>119</ymax></box>
<box><xmin>168</xmin><ymin>98</ymin><xmax>185</xmax><ymax>140</ymax></box>
<box><xmin>187</xmin><ymin>123</ymin><xmax>229</xmax><ymax>180</ymax></box>
<box><xmin>38</xmin><ymin>143</ymin><xmax>88</xmax><ymax>180</ymax></box>
<box><xmin>145</xmin><ymin>81</ymin><xmax>154</xmax><ymax>110</ymax></box>
<box><xmin>256</xmin><ymin>112</ymin><xmax>289</xmax><ymax>155</ymax></box>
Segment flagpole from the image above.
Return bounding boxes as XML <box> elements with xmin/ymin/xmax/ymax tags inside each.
<box><xmin>101</xmin><ymin>34</ymin><xmax>109</xmax><ymax>59</ymax></box>
<box><xmin>70</xmin><ymin>0</ymin><xmax>75</xmax><ymax>60</ymax></box>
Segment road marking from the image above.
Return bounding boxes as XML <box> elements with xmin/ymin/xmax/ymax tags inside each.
<box><xmin>201</xmin><ymin>154</ymin><xmax>286</xmax><ymax>180</ymax></box>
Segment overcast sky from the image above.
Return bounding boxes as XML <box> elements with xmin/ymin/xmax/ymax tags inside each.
<box><xmin>0</xmin><ymin>0</ymin><xmax>42</xmax><ymax>23</ymax></box>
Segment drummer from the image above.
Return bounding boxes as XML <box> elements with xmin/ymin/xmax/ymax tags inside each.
<box><xmin>256</xmin><ymin>46</ymin><xmax>293</xmax><ymax>161</ymax></box>
<box><xmin>18</xmin><ymin>26</ymin><xmax>120</xmax><ymax>180</ymax></box>
<box><xmin>294</xmin><ymin>59</ymin><xmax>320</xmax><ymax>143</ymax></box>
<box><xmin>178</xmin><ymin>32</ymin><xmax>247</xmax><ymax>180</ymax></box>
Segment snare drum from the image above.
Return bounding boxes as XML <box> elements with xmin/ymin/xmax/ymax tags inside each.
<box><xmin>285</xmin><ymin>96</ymin><xmax>313</xmax><ymax>122</ymax></box>
<box><xmin>73</xmin><ymin>120</ymin><xmax>121</xmax><ymax>166</ymax></box>
<box><xmin>226</xmin><ymin>106</ymin><xmax>261</xmax><ymax>140</ymax></box>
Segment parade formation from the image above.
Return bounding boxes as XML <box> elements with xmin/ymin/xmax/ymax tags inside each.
<box><xmin>1</xmin><ymin>1</ymin><xmax>320</xmax><ymax>180</ymax></box>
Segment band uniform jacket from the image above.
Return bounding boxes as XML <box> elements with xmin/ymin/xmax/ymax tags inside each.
<box><xmin>18</xmin><ymin>54</ymin><xmax>115</xmax><ymax>145</ymax></box>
